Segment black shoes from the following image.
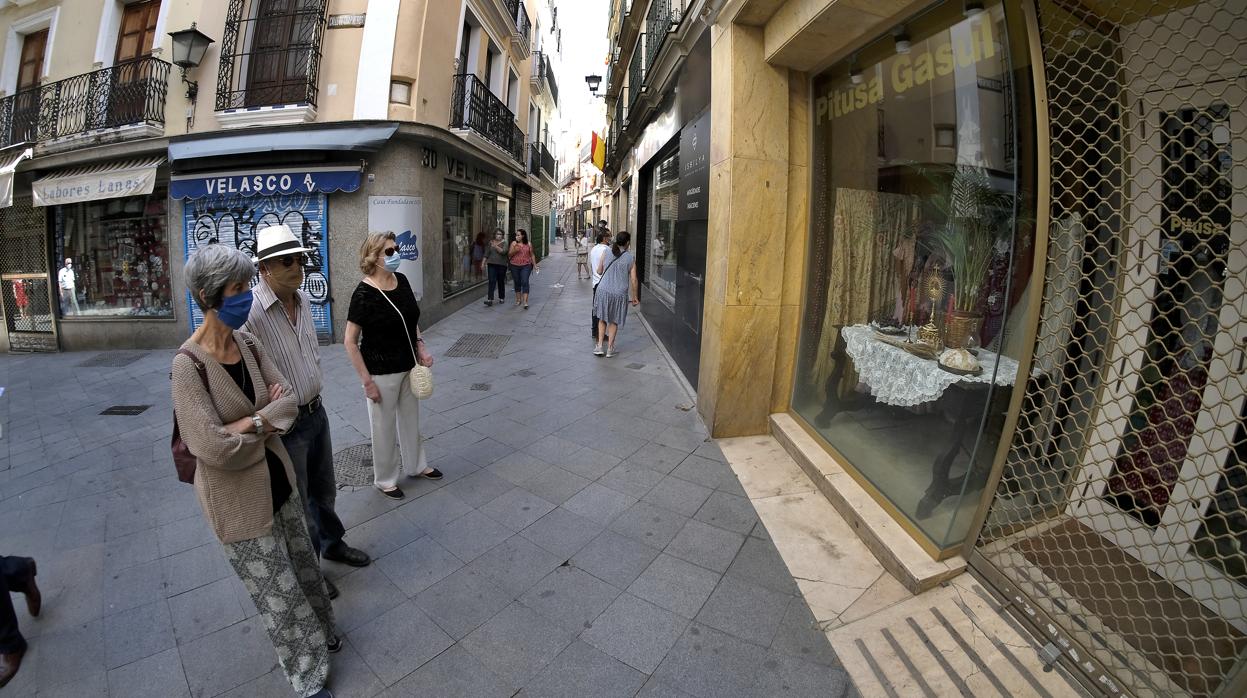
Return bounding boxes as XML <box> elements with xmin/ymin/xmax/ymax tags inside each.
<box><xmin>322</xmin><ymin>544</ymin><xmax>371</xmax><ymax>568</ymax></box>
<box><xmin>325</xmin><ymin>578</ymin><xmax>339</xmax><ymax>600</ymax></box>
<box><xmin>327</xmin><ymin>635</ymin><xmax>343</xmax><ymax>653</ymax></box>
<box><xmin>414</xmin><ymin>468</ymin><xmax>443</xmax><ymax>481</ymax></box>
<box><xmin>378</xmin><ymin>486</ymin><xmax>405</xmax><ymax>500</ymax></box>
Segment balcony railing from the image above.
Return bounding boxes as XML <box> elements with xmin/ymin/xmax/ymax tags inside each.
<box><xmin>451</xmin><ymin>73</ymin><xmax>524</xmax><ymax>165</ymax></box>
<box><xmin>215</xmin><ymin>0</ymin><xmax>327</xmax><ymax>110</ymax></box>
<box><xmin>526</xmin><ymin>143</ymin><xmax>541</xmax><ymax>176</ymax></box>
<box><xmin>0</xmin><ymin>57</ymin><xmax>170</xmax><ymax>148</ymax></box>
<box><xmin>530</xmin><ymin>52</ymin><xmax>560</xmax><ymax>107</ymax></box>
<box><xmin>645</xmin><ymin>0</ymin><xmax>684</xmax><ymax>71</ymax></box>
<box><xmin>628</xmin><ymin>38</ymin><xmax>644</xmax><ymax>114</ymax></box>
<box><xmin>503</xmin><ymin>0</ymin><xmax>531</xmax><ymax>48</ymax></box>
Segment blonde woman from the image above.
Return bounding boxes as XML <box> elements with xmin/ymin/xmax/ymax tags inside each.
<box><xmin>344</xmin><ymin>232</ymin><xmax>440</xmax><ymax>499</ymax></box>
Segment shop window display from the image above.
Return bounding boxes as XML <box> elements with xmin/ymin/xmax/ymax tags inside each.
<box><xmin>54</xmin><ymin>190</ymin><xmax>173</xmax><ymax>318</ymax></box>
<box><xmin>792</xmin><ymin>0</ymin><xmax>1037</xmax><ymax>550</ymax></box>
<box><xmin>443</xmin><ymin>187</ymin><xmax>508</xmax><ymax>299</ymax></box>
<box><xmin>646</xmin><ymin>151</ymin><xmax>679</xmax><ymax>307</ymax></box>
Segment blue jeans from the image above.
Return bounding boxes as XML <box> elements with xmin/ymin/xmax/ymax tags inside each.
<box><xmin>487</xmin><ymin>263</ymin><xmax>507</xmax><ymax>300</ymax></box>
<box><xmin>511</xmin><ymin>263</ymin><xmax>533</xmax><ymax>294</ymax></box>
<box><xmin>279</xmin><ymin>403</ymin><xmax>346</xmax><ymax>556</ymax></box>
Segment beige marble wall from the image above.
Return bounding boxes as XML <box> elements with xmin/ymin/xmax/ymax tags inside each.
<box><xmin>699</xmin><ymin>22</ymin><xmax>792</xmax><ymax>438</ymax></box>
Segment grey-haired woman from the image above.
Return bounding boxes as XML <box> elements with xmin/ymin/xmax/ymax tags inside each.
<box><xmin>171</xmin><ymin>244</ymin><xmax>337</xmax><ymax>698</ymax></box>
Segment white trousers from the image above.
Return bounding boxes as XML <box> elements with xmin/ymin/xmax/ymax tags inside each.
<box><xmin>366</xmin><ymin>370</ymin><xmax>429</xmax><ymax>489</ymax></box>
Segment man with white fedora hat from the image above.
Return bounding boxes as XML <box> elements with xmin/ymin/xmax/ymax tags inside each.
<box><xmin>243</xmin><ymin>224</ymin><xmax>370</xmax><ymax>599</ymax></box>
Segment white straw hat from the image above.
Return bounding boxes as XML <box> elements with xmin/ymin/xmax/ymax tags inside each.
<box><xmin>253</xmin><ymin>224</ymin><xmax>312</xmax><ymax>263</ymax></box>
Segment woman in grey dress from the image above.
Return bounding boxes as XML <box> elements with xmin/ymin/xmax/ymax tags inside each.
<box><xmin>592</xmin><ymin>231</ymin><xmax>639</xmax><ymax>358</ymax></box>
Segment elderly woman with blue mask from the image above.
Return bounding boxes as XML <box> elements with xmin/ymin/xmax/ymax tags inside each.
<box><xmin>171</xmin><ymin>244</ymin><xmax>338</xmax><ymax>698</ymax></box>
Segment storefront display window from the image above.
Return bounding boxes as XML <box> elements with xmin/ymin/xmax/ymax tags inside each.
<box><xmin>792</xmin><ymin>0</ymin><xmax>1036</xmax><ymax>550</ymax></box>
<box><xmin>646</xmin><ymin>151</ymin><xmax>679</xmax><ymax>306</ymax></box>
<box><xmin>444</xmin><ymin>186</ymin><xmax>504</xmax><ymax>298</ymax></box>
<box><xmin>54</xmin><ymin>189</ymin><xmax>172</xmax><ymax>318</ymax></box>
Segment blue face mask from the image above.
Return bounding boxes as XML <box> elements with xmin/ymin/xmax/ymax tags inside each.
<box><xmin>215</xmin><ymin>289</ymin><xmax>253</xmax><ymax>330</ymax></box>
<box><xmin>383</xmin><ymin>253</ymin><xmax>402</xmax><ymax>272</ymax></box>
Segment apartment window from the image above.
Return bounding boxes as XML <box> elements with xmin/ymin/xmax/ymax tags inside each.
<box><xmin>389</xmin><ymin>79</ymin><xmax>411</xmax><ymax>104</ymax></box>
<box><xmin>216</xmin><ymin>0</ymin><xmax>328</xmax><ymax>110</ymax></box>
<box><xmin>115</xmin><ymin>0</ymin><xmax>160</xmax><ymax>64</ymax></box>
<box><xmin>506</xmin><ymin>69</ymin><xmax>519</xmax><ymax>115</ymax></box>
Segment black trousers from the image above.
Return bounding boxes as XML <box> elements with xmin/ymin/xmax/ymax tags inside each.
<box><xmin>591</xmin><ymin>284</ymin><xmax>599</xmax><ymax>339</ymax></box>
<box><xmin>0</xmin><ymin>556</ymin><xmax>33</xmax><ymax>654</ymax></box>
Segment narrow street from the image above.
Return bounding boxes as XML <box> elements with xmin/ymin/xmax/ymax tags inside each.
<box><xmin>0</xmin><ymin>250</ymin><xmax>853</xmax><ymax>697</ymax></box>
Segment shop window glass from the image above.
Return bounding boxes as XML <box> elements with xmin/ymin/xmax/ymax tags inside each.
<box><xmin>54</xmin><ymin>189</ymin><xmax>173</xmax><ymax>318</ymax></box>
<box><xmin>443</xmin><ymin>187</ymin><xmax>484</xmax><ymax>298</ymax></box>
<box><xmin>647</xmin><ymin>151</ymin><xmax>679</xmax><ymax>306</ymax></box>
<box><xmin>792</xmin><ymin>0</ymin><xmax>1037</xmax><ymax>550</ymax></box>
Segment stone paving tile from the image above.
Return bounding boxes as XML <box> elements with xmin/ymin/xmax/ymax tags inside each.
<box><xmin>0</xmin><ymin>252</ymin><xmax>849</xmax><ymax>697</ymax></box>
<box><xmin>519</xmin><ymin>506</ymin><xmax>605</xmax><ymax>560</ymax></box>
<box><xmin>582</xmin><ymin>593</ymin><xmax>689</xmax><ymax>674</ymax></box>
<box><xmin>519</xmin><ymin>565</ymin><xmax>622</xmax><ymax>633</ymax></box>
<box><xmin>348</xmin><ymin>599</ymin><xmax>454</xmax><ymax>686</ymax></box>
<box><xmin>460</xmin><ymin>601</ymin><xmax>577</xmax><ymax>687</ymax></box>
<box><xmin>519</xmin><ymin>639</ymin><xmax>648</xmax><ymax>698</ymax></box>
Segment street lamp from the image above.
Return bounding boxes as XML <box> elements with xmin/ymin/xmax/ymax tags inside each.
<box><xmin>168</xmin><ymin>23</ymin><xmax>215</xmax><ymax>101</ymax></box>
<box><xmin>585</xmin><ymin>74</ymin><xmax>602</xmax><ymax>95</ymax></box>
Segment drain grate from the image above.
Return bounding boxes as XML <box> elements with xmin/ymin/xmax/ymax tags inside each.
<box><xmin>471</xmin><ymin>383</ymin><xmax>492</xmax><ymax>391</ymax></box>
<box><xmin>78</xmin><ymin>351</ymin><xmax>148</xmax><ymax>368</ymax></box>
<box><xmin>333</xmin><ymin>444</ymin><xmax>375</xmax><ymax>487</ymax></box>
<box><xmin>512</xmin><ymin>369</ymin><xmax>536</xmax><ymax>377</ymax></box>
<box><xmin>100</xmin><ymin>405</ymin><xmax>151</xmax><ymax>416</ymax></box>
<box><xmin>444</xmin><ymin>333</ymin><xmax>511</xmax><ymax>359</ymax></box>
<box><xmin>626</xmin><ymin>363</ymin><xmax>646</xmax><ymax>370</ymax></box>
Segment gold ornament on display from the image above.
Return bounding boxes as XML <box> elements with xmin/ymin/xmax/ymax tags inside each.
<box><xmin>918</xmin><ymin>272</ymin><xmax>944</xmax><ymax>349</ymax></box>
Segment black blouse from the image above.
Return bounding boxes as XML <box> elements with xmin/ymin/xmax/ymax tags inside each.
<box><xmin>222</xmin><ymin>359</ymin><xmax>292</xmax><ymax>514</ymax></box>
<box><xmin>347</xmin><ymin>272</ymin><xmax>422</xmax><ymax>376</ymax></box>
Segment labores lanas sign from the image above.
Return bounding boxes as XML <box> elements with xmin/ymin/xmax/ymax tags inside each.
<box><xmin>815</xmin><ymin>17</ymin><xmax>998</xmax><ymax>125</ymax></box>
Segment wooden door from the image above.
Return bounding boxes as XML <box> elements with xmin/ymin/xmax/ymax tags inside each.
<box><xmin>245</xmin><ymin>0</ymin><xmax>314</xmax><ymax>107</ymax></box>
<box><xmin>110</xmin><ymin>1</ymin><xmax>161</xmax><ymax>126</ymax></box>
<box><xmin>12</xmin><ymin>29</ymin><xmax>47</xmax><ymax>143</ymax></box>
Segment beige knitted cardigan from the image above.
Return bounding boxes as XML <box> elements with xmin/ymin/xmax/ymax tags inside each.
<box><xmin>171</xmin><ymin>330</ymin><xmax>298</xmax><ymax>544</ymax></box>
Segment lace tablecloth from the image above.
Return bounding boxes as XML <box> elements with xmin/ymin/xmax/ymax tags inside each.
<box><xmin>841</xmin><ymin>324</ymin><xmax>1022</xmax><ymax>407</ymax></box>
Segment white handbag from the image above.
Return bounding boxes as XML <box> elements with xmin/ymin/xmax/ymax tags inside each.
<box><xmin>367</xmin><ymin>278</ymin><xmax>433</xmax><ymax>399</ymax></box>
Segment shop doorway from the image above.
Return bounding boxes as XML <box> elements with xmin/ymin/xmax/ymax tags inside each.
<box><xmin>968</xmin><ymin>2</ymin><xmax>1247</xmax><ymax>696</ymax></box>
<box><xmin>0</xmin><ymin>202</ymin><xmax>57</xmax><ymax>351</ymax></box>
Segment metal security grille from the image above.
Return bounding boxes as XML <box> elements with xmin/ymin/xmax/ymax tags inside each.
<box><xmin>970</xmin><ymin>2</ymin><xmax>1247</xmax><ymax>697</ymax></box>
<box><xmin>445</xmin><ymin>333</ymin><xmax>511</xmax><ymax>359</ymax></box>
<box><xmin>0</xmin><ymin>201</ymin><xmax>55</xmax><ymax>352</ymax></box>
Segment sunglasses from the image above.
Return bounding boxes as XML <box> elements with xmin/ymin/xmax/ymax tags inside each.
<box><xmin>383</xmin><ymin>247</ymin><xmax>398</xmax><ymax>257</ymax></box>
<box><xmin>275</xmin><ymin>253</ymin><xmax>307</xmax><ymax>268</ymax></box>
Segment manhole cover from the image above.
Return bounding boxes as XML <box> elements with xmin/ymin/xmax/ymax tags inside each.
<box><xmin>444</xmin><ymin>333</ymin><xmax>511</xmax><ymax>359</ymax></box>
<box><xmin>100</xmin><ymin>405</ymin><xmax>151</xmax><ymax>416</ymax></box>
<box><xmin>471</xmin><ymin>383</ymin><xmax>492</xmax><ymax>391</ymax></box>
<box><xmin>512</xmin><ymin>369</ymin><xmax>536</xmax><ymax>377</ymax></box>
<box><xmin>333</xmin><ymin>444</ymin><xmax>375</xmax><ymax>486</ymax></box>
<box><xmin>626</xmin><ymin>363</ymin><xmax>645</xmax><ymax>370</ymax></box>
<box><xmin>77</xmin><ymin>351</ymin><xmax>148</xmax><ymax>368</ymax></box>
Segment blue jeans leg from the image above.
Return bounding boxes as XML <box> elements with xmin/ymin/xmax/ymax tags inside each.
<box><xmin>279</xmin><ymin>405</ymin><xmax>346</xmax><ymax>555</ymax></box>
<box><xmin>513</xmin><ymin>264</ymin><xmax>532</xmax><ymax>294</ymax></box>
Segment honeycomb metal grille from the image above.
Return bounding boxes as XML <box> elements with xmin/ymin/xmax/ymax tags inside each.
<box><xmin>971</xmin><ymin>1</ymin><xmax>1247</xmax><ymax>696</ymax></box>
<box><xmin>0</xmin><ymin>201</ymin><xmax>56</xmax><ymax>352</ymax></box>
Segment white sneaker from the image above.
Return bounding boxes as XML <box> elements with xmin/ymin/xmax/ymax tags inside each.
<box><xmin>605</xmin><ymin>348</ymin><xmax>617</xmax><ymax>358</ymax></box>
<box><xmin>594</xmin><ymin>345</ymin><xmax>605</xmax><ymax>357</ymax></box>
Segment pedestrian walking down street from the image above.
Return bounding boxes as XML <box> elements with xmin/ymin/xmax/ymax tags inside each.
<box><xmin>244</xmin><ymin>225</ymin><xmax>372</xmax><ymax>601</ymax></box>
<box><xmin>172</xmin><ymin>244</ymin><xmax>337</xmax><ymax>698</ymax></box>
<box><xmin>589</xmin><ymin>229</ymin><xmax>612</xmax><ymax>340</ymax></box>
<box><xmin>484</xmin><ymin>228</ymin><xmax>509</xmax><ymax>306</ymax></box>
<box><xmin>509</xmin><ymin>229</ymin><xmax>539</xmax><ymax>309</ymax></box>
<box><xmin>0</xmin><ymin>556</ymin><xmax>41</xmax><ymax>688</ymax></box>
<box><xmin>576</xmin><ymin>233</ymin><xmax>590</xmax><ymax>280</ymax></box>
<box><xmin>344</xmin><ymin>232</ymin><xmax>441</xmax><ymax>500</ymax></box>
<box><xmin>593</xmin><ymin>231</ymin><xmax>640</xmax><ymax>358</ymax></box>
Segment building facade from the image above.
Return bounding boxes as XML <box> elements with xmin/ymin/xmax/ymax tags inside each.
<box><xmin>0</xmin><ymin>0</ymin><xmax>563</xmax><ymax>352</ymax></box>
<box><xmin>603</xmin><ymin>0</ymin><xmax>709</xmax><ymax>387</ymax></box>
<box><xmin>604</xmin><ymin>0</ymin><xmax>1247</xmax><ymax>694</ymax></box>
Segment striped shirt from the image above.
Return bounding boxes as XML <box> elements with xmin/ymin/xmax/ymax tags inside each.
<box><xmin>242</xmin><ymin>280</ymin><xmax>322</xmax><ymax>406</ymax></box>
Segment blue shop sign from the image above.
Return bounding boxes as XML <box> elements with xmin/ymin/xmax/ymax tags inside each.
<box><xmin>171</xmin><ymin>166</ymin><xmax>362</xmax><ymax>200</ymax></box>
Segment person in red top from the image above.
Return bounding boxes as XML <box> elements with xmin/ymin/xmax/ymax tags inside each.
<box><xmin>508</xmin><ymin>229</ymin><xmax>540</xmax><ymax>309</ymax></box>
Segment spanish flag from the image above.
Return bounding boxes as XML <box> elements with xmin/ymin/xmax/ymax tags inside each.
<box><xmin>590</xmin><ymin>131</ymin><xmax>606</xmax><ymax>171</ymax></box>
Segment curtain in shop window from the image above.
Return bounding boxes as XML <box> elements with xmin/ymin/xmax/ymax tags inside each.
<box><xmin>810</xmin><ymin>188</ymin><xmax>922</xmax><ymax>401</ymax></box>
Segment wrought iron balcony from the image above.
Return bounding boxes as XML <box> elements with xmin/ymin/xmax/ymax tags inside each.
<box><xmin>526</xmin><ymin>142</ymin><xmax>541</xmax><ymax>176</ymax></box>
<box><xmin>451</xmin><ymin>73</ymin><xmax>524</xmax><ymax>165</ymax></box>
<box><xmin>645</xmin><ymin>0</ymin><xmax>685</xmax><ymax>71</ymax></box>
<box><xmin>529</xmin><ymin>52</ymin><xmax>560</xmax><ymax>107</ymax></box>
<box><xmin>503</xmin><ymin>0</ymin><xmax>531</xmax><ymax>57</ymax></box>
<box><xmin>215</xmin><ymin>0</ymin><xmax>327</xmax><ymax>110</ymax></box>
<box><xmin>0</xmin><ymin>56</ymin><xmax>170</xmax><ymax>148</ymax></box>
<box><xmin>628</xmin><ymin>42</ymin><xmax>644</xmax><ymax>114</ymax></box>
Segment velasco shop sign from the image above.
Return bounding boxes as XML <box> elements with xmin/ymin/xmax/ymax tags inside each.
<box><xmin>815</xmin><ymin>19</ymin><xmax>997</xmax><ymax>125</ymax></box>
